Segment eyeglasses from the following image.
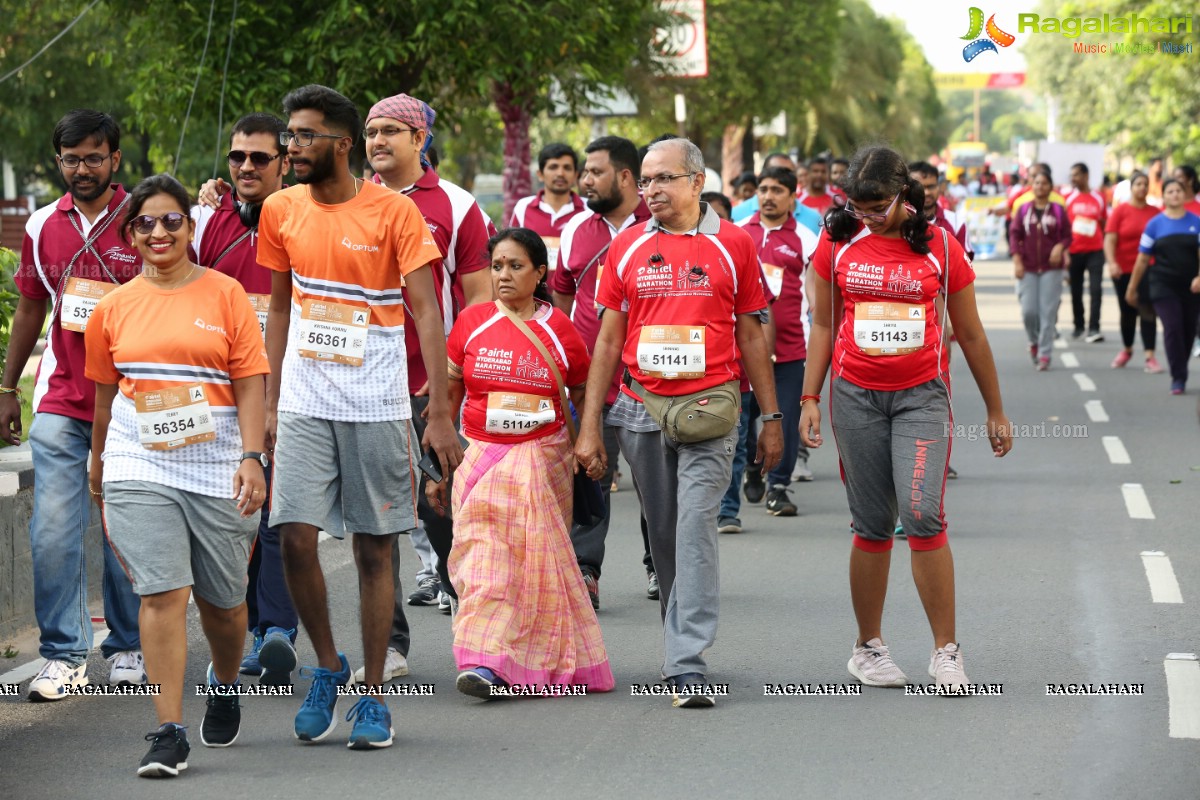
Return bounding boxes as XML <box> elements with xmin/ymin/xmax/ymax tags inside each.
<box><xmin>227</xmin><ymin>150</ymin><xmax>282</xmax><ymax>169</ymax></box>
<box><xmin>846</xmin><ymin>192</ymin><xmax>901</xmax><ymax>223</ymax></box>
<box><xmin>636</xmin><ymin>172</ymin><xmax>696</xmax><ymax>190</ymax></box>
<box><xmin>57</xmin><ymin>153</ymin><xmax>114</xmax><ymax>169</ymax></box>
<box><xmin>130</xmin><ymin>212</ymin><xmax>187</xmax><ymax>235</ymax></box>
<box><xmin>279</xmin><ymin>131</ymin><xmax>345</xmax><ymax>147</ymax></box>
<box><xmin>364</xmin><ymin>126</ymin><xmax>418</xmax><ymax>139</ymax></box>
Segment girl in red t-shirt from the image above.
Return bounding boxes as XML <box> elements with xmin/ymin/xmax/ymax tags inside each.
<box><xmin>1104</xmin><ymin>171</ymin><xmax>1162</xmax><ymax>371</ymax></box>
<box><xmin>429</xmin><ymin>227</ymin><xmax>613</xmax><ymax>699</ymax></box>
<box><xmin>800</xmin><ymin>146</ymin><xmax>1013</xmax><ymax>693</ymax></box>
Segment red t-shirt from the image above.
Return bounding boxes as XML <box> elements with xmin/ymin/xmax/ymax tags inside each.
<box><xmin>595</xmin><ymin>208</ymin><xmax>767</xmax><ymax>397</ymax></box>
<box><xmin>1065</xmin><ymin>189</ymin><xmax>1107</xmax><ymax>253</ymax></box>
<box><xmin>1106</xmin><ymin>202</ymin><xmax>1159</xmax><ymax>274</ymax></box>
<box><xmin>1186</xmin><ymin>199</ymin><xmax>1200</xmax><ymax>217</ymax></box>
<box><xmin>448</xmin><ymin>302</ymin><xmax>590</xmax><ymax>444</ymax></box>
<box><xmin>739</xmin><ymin>213</ymin><xmax>807</xmax><ymax>363</ymax></box>
<box><xmin>811</xmin><ymin>226</ymin><xmax>974</xmax><ymax>391</ymax></box>
<box><xmin>800</xmin><ymin>190</ymin><xmax>835</xmax><ymax>216</ymax></box>
<box><xmin>16</xmin><ymin>186</ymin><xmax>143</xmax><ymax>421</ymax></box>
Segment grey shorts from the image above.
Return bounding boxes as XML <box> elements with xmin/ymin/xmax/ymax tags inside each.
<box><xmin>829</xmin><ymin>376</ymin><xmax>951</xmax><ymax>551</ymax></box>
<box><xmin>270</xmin><ymin>411</ymin><xmax>419</xmax><ymax>536</ymax></box>
<box><xmin>103</xmin><ymin>481</ymin><xmax>258</xmax><ymax>607</ymax></box>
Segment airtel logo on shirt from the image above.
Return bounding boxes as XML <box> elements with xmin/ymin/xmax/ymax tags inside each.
<box><xmin>341</xmin><ymin>237</ymin><xmax>380</xmax><ymax>253</ymax></box>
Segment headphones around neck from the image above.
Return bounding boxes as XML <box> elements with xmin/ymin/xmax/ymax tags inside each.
<box><xmin>236</xmin><ymin>199</ymin><xmax>262</xmax><ymax>229</ymax></box>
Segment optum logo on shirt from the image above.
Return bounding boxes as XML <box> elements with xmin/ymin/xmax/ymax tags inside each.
<box><xmin>341</xmin><ymin>237</ymin><xmax>380</xmax><ymax>253</ymax></box>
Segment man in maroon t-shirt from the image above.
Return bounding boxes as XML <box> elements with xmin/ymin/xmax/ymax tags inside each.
<box><xmin>510</xmin><ymin>142</ymin><xmax>586</xmax><ymax>270</ymax></box>
<box><xmin>0</xmin><ymin>110</ymin><xmax>143</xmax><ymax>700</ymax></box>
<box><xmin>549</xmin><ymin>135</ymin><xmax>653</xmax><ymax>607</ymax></box>
<box><xmin>195</xmin><ymin>112</ymin><xmax>300</xmax><ymax>685</ymax></box>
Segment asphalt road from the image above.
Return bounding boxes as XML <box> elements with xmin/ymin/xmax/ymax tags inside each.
<box><xmin>2</xmin><ymin>257</ymin><xmax>1198</xmax><ymax>799</ymax></box>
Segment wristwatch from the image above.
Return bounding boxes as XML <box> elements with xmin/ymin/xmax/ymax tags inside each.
<box><xmin>241</xmin><ymin>451</ymin><xmax>268</xmax><ymax>467</ymax></box>
<box><xmin>758</xmin><ymin>412</ymin><xmax>784</xmax><ymax>424</ymax></box>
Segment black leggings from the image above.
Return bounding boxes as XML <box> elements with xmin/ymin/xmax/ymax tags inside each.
<box><xmin>1111</xmin><ymin>273</ymin><xmax>1157</xmax><ymax>352</ymax></box>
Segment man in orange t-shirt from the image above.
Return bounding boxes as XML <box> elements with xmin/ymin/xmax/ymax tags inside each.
<box><xmin>256</xmin><ymin>84</ymin><xmax>463</xmax><ymax>750</ymax></box>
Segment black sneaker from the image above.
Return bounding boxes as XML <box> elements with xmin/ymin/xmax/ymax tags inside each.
<box><xmin>1085</xmin><ymin>331</ymin><xmax>1104</xmax><ymax>343</ymax></box>
<box><xmin>1071</xmin><ymin>328</ymin><xmax>1084</xmax><ymax>340</ymax></box>
<box><xmin>201</xmin><ymin>664</ymin><xmax>241</xmax><ymax>747</ymax></box>
<box><xmin>665</xmin><ymin>673</ymin><xmax>716</xmax><ymax>708</ymax></box>
<box><xmin>764</xmin><ymin>486</ymin><xmax>797</xmax><ymax>517</ymax></box>
<box><xmin>138</xmin><ymin>723</ymin><xmax>190</xmax><ymax>778</ymax></box>
<box><xmin>582</xmin><ymin>570</ymin><xmax>600</xmax><ymax>610</ymax></box>
<box><xmin>742</xmin><ymin>468</ymin><xmax>765</xmax><ymax>504</ymax></box>
<box><xmin>407</xmin><ymin>576</ymin><xmax>440</xmax><ymax>606</ymax></box>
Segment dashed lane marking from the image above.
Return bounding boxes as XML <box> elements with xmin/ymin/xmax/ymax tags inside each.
<box><xmin>1140</xmin><ymin>551</ymin><xmax>1183</xmax><ymax>603</ymax></box>
<box><xmin>1061</xmin><ymin>352</ymin><xmax>1080</xmax><ymax>368</ymax></box>
<box><xmin>1073</xmin><ymin>373</ymin><xmax>1097</xmax><ymax>392</ymax></box>
<box><xmin>1101</xmin><ymin>435</ymin><xmax>1129</xmax><ymax>463</ymax></box>
<box><xmin>1121</xmin><ymin>483</ymin><xmax>1155</xmax><ymax>519</ymax></box>
<box><xmin>1165</xmin><ymin>654</ymin><xmax>1200</xmax><ymax>739</ymax></box>
<box><xmin>1086</xmin><ymin>400</ymin><xmax>1109</xmax><ymax>422</ymax></box>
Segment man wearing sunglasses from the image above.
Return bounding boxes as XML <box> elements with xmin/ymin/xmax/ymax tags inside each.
<box><xmin>193</xmin><ymin>113</ymin><xmax>300</xmax><ymax>686</ymax></box>
<box><xmin>1</xmin><ymin>109</ymin><xmax>144</xmax><ymax>700</ymax></box>
<box><xmin>362</xmin><ymin>92</ymin><xmax>495</xmax><ymax>682</ymax></box>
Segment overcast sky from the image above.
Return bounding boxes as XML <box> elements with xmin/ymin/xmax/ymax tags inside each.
<box><xmin>868</xmin><ymin>0</ymin><xmax>1028</xmax><ymax>75</ymax></box>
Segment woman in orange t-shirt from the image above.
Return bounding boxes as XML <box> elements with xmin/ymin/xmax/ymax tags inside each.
<box><xmin>84</xmin><ymin>174</ymin><xmax>269</xmax><ymax>778</ymax></box>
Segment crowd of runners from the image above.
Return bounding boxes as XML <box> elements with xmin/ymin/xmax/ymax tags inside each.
<box><xmin>5</xmin><ymin>82</ymin><xmax>1198</xmax><ymax>779</ymax></box>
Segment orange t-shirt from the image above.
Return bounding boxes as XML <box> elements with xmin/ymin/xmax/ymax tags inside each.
<box><xmin>256</xmin><ymin>181</ymin><xmax>441</xmax><ymax>422</ymax></box>
<box><xmin>84</xmin><ymin>269</ymin><xmax>269</xmax><ymax>497</ymax></box>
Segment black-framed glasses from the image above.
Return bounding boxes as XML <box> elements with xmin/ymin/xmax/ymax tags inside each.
<box><xmin>364</xmin><ymin>126</ymin><xmax>418</xmax><ymax>140</ymax></box>
<box><xmin>636</xmin><ymin>172</ymin><xmax>696</xmax><ymax>190</ymax></box>
<box><xmin>228</xmin><ymin>150</ymin><xmax>282</xmax><ymax>169</ymax></box>
<box><xmin>57</xmin><ymin>153</ymin><xmax>114</xmax><ymax>169</ymax></box>
<box><xmin>279</xmin><ymin>131</ymin><xmax>345</xmax><ymax>147</ymax></box>
<box><xmin>131</xmin><ymin>212</ymin><xmax>187</xmax><ymax>235</ymax></box>
<box><xmin>846</xmin><ymin>192</ymin><xmax>901</xmax><ymax>222</ymax></box>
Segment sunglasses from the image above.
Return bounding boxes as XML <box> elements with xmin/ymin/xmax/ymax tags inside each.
<box><xmin>131</xmin><ymin>212</ymin><xmax>187</xmax><ymax>235</ymax></box>
<box><xmin>227</xmin><ymin>150</ymin><xmax>282</xmax><ymax>169</ymax></box>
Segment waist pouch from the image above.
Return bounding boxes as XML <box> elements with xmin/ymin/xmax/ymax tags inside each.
<box><xmin>630</xmin><ymin>379</ymin><xmax>740</xmax><ymax>444</ymax></box>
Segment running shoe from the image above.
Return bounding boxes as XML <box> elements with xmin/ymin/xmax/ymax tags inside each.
<box><xmin>201</xmin><ymin>663</ymin><xmax>241</xmax><ymax>747</ymax></box>
<box><xmin>742</xmin><ymin>468</ymin><xmax>766</xmax><ymax>504</ymax></box>
<box><xmin>1028</xmin><ymin>343</ymin><xmax>1038</xmax><ymax>364</ymax></box>
<box><xmin>1144</xmin><ymin>356</ymin><xmax>1164</xmax><ymax>374</ymax></box>
<box><xmin>947</xmin><ymin>465</ymin><xmax>958</xmax><ymax>480</ymax></box>
<box><xmin>438</xmin><ymin>589</ymin><xmax>452</xmax><ymax>614</ymax></box>
<box><xmin>258</xmin><ymin>627</ymin><xmax>297</xmax><ymax>685</ymax></box>
<box><xmin>240</xmin><ymin>632</ymin><xmax>264</xmax><ymax>676</ymax></box>
<box><xmin>1170</xmin><ymin>381</ymin><xmax>1185</xmax><ymax>395</ymax></box>
<box><xmin>1111</xmin><ymin>350</ymin><xmax>1132</xmax><ymax>368</ymax></box>
<box><xmin>1071</xmin><ymin>328</ymin><xmax>1084</xmax><ymax>340</ymax></box>
<box><xmin>764</xmin><ymin>486</ymin><xmax>797</xmax><ymax>516</ymax></box>
<box><xmin>407</xmin><ymin>576</ymin><xmax>440</xmax><ymax>606</ymax></box>
<box><xmin>1037</xmin><ymin>356</ymin><xmax>1050</xmax><ymax>371</ymax></box>
<box><xmin>717</xmin><ymin>516</ymin><xmax>743</xmax><ymax>534</ymax></box>
<box><xmin>294</xmin><ymin>653</ymin><xmax>351</xmax><ymax>742</ymax></box>
<box><xmin>1085</xmin><ymin>331</ymin><xmax>1104</xmax><ymax>343</ymax></box>
<box><xmin>456</xmin><ymin>666</ymin><xmax>505</xmax><ymax>699</ymax></box>
<box><xmin>647</xmin><ymin>571</ymin><xmax>659</xmax><ymax>600</ymax></box>
<box><xmin>894</xmin><ymin>523</ymin><xmax>907</xmax><ymax>540</ymax></box>
<box><xmin>848</xmin><ymin>638</ymin><xmax>908</xmax><ymax>687</ymax></box>
<box><xmin>138</xmin><ymin>723</ymin><xmax>189</xmax><ymax>778</ymax></box>
<box><xmin>666</xmin><ymin>673</ymin><xmax>716</xmax><ymax>708</ymax></box>
<box><xmin>108</xmin><ymin>649</ymin><xmax>147</xmax><ymax>686</ymax></box>
<box><xmin>345</xmin><ymin>696</ymin><xmax>394</xmax><ymax>749</ymax></box>
<box><xmin>352</xmin><ymin>646</ymin><xmax>409</xmax><ymax>683</ymax></box>
<box><xmin>928</xmin><ymin>642</ymin><xmax>969</xmax><ymax>694</ymax></box>
<box><xmin>27</xmin><ymin>659</ymin><xmax>87</xmax><ymax>701</ymax></box>
<box><xmin>582</xmin><ymin>570</ymin><xmax>600</xmax><ymax>610</ymax></box>
<box><xmin>792</xmin><ymin>456</ymin><xmax>814</xmax><ymax>482</ymax></box>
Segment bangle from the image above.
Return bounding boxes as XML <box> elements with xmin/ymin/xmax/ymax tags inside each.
<box><xmin>801</xmin><ymin>394</ymin><xmax>821</xmax><ymax>404</ymax></box>
<box><xmin>89</xmin><ymin>490</ymin><xmax>102</xmax><ymax>498</ymax></box>
<box><xmin>0</xmin><ymin>386</ymin><xmax>20</xmax><ymax>395</ymax></box>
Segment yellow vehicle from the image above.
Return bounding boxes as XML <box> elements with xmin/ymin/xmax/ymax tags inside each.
<box><xmin>945</xmin><ymin>141</ymin><xmax>988</xmax><ymax>184</ymax></box>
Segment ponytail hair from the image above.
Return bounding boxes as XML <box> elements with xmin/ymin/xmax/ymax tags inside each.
<box><xmin>825</xmin><ymin>145</ymin><xmax>932</xmax><ymax>255</ymax></box>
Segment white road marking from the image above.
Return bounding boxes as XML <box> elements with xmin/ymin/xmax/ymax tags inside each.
<box><xmin>0</xmin><ymin>626</ymin><xmax>111</xmax><ymax>686</ymax></box>
<box><xmin>1101</xmin><ymin>435</ymin><xmax>1129</xmax><ymax>463</ymax></box>
<box><xmin>1121</xmin><ymin>483</ymin><xmax>1155</xmax><ymax>519</ymax></box>
<box><xmin>1165</xmin><ymin>654</ymin><xmax>1200</xmax><ymax>739</ymax></box>
<box><xmin>1073</xmin><ymin>373</ymin><xmax>1097</xmax><ymax>392</ymax></box>
<box><xmin>1086</xmin><ymin>400</ymin><xmax>1109</xmax><ymax>422</ymax></box>
<box><xmin>1061</xmin><ymin>352</ymin><xmax>1080</xmax><ymax>368</ymax></box>
<box><xmin>1054</xmin><ymin>337</ymin><xmax>1070</xmax><ymax>350</ymax></box>
<box><xmin>1140</xmin><ymin>551</ymin><xmax>1183</xmax><ymax>603</ymax></box>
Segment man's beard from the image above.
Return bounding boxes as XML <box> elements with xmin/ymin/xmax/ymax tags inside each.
<box><xmin>294</xmin><ymin>146</ymin><xmax>336</xmax><ymax>185</ymax></box>
<box><xmin>586</xmin><ymin>186</ymin><xmax>622</xmax><ymax>215</ymax></box>
<box><xmin>68</xmin><ymin>172</ymin><xmax>110</xmax><ymax>203</ymax></box>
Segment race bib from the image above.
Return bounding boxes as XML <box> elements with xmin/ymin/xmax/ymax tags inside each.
<box><xmin>854</xmin><ymin>302</ymin><xmax>925</xmax><ymax>356</ymax></box>
<box><xmin>542</xmin><ymin>237</ymin><xmax>561</xmax><ymax>271</ymax></box>
<box><xmin>60</xmin><ymin>277</ymin><xmax>115</xmax><ymax>333</ymax></box>
<box><xmin>135</xmin><ymin>384</ymin><xmax>216</xmax><ymax>450</ymax></box>
<box><xmin>485</xmin><ymin>391</ymin><xmax>557</xmax><ymax>435</ymax></box>
<box><xmin>763</xmin><ymin>264</ymin><xmax>784</xmax><ymax>297</ymax></box>
<box><xmin>637</xmin><ymin>325</ymin><xmax>706</xmax><ymax>379</ymax></box>
<box><xmin>1071</xmin><ymin>217</ymin><xmax>1098</xmax><ymax>238</ymax></box>
<box><xmin>248</xmin><ymin>294</ymin><xmax>270</xmax><ymax>339</ymax></box>
<box><xmin>297</xmin><ymin>299</ymin><xmax>370</xmax><ymax>366</ymax></box>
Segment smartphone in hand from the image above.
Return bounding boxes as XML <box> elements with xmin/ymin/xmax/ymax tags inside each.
<box><xmin>417</xmin><ymin>448</ymin><xmax>443</xmax><ymax>483</ymax></box>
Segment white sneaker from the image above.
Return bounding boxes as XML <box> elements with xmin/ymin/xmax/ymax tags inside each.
<box><xmin>108</xmin><ymin>650</ymin><xmax>147</xmax><ymax>686</ymax></box>
<box><xmin>847</xmin><ymin>638</ymin><xmax>908</xmax><ymax>687</ymax></box>
<box><xmin>437</xmin><ymin>590</ymin><xmax>452</xmax><ymax>614</ymax></box>
<box><xmin>928</xmin><ymin>642</ymin><xmax>969</xmax><ymax>694</ymax></box>
<box><xmin>792</xmin><ymin>457</ymin><xmax>814</xmax><ymax>482</ymax></box>
<box><xmin>28</xmin><ymin>659</ymin><xmax>88</xmax><ymax>701</ymax></box>
<box><xmin>352</xmin><ymin>647</ymin><xmax>409</xmax><ymax>683</ymax></box>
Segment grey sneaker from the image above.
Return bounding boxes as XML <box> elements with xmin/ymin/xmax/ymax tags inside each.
<box><xmin>437</xmin><ymin>589</ymin><xmax>452</xmax><ymax>614</ymax></box>
<box><xmin>717</xmin><ymin>516</ymin><xmax>743</xmax><ymax>534</ymax></box>
<box><xmin>407</xmin><ymin>576</ymin><xmax>440</xmax><ymax>606</ymax></box>
<box><xmin>847</xmin><ymin>638</ymin><xmax>908</xmax><ymax>687</ymax></box>
<box><xmin>792</xmin><ymin>457</ymin><xmax>814</xmax><ymax>482</ymax></box>
<box><xmin>928</xmin><ymin>642</ymin><xmax>968</xmax><ymax>694</ymax></box>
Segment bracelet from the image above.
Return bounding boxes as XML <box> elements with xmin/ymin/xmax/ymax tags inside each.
<box><xmin>0</xmin><ymin>386</ymin><xmax>20</xmax><ymax>395</ymax></box>
<box><xmin>801</xmin><ymin>395</ymin><xmax>821</xmax><ymax>404</ymax></box>
<box><xmin>89</xmin><ymin>490</ymin><xmax>102</xmax><ymax>498</ymax></box>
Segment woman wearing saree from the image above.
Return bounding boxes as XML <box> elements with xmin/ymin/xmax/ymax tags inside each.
<box><xmin>429</xmin><ymin>227</ymin><xmax>614</xmax><ymax>699</ymax></box>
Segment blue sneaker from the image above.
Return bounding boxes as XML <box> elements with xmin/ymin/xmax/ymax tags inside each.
<box><xmin>258</xmin><ymin>627</ymin><xmax>297</xmax><ymax>686</ymax></box>
<box><xmin>239</xmin><ymin>632</ymin><xmax>264</xmax><ymax>676</ymax></box>
<box><xmin>294</xmin><ymin>653</ymin><xmax>351</xmax><ymax>743</ymax></box>
<box><xmin>455</xmin><ymin>667</ymin><xmax>505</xmax><ymax>700</ymax></box>
<box><xmin>345</xmin><ymin>696</ymin><xmax>394</xmax><ymax>749</ymax></box>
